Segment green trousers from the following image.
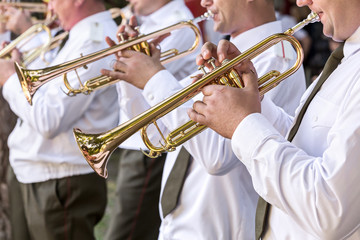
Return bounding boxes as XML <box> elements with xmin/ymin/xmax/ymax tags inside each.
<box><xmin>8</xmin><ymin>169</ymin><xmax>106</xmax><ymax>240</ymax></box>
<box><xmin>105</xmin><ymin>148</ymin><xmax>166</xmax><ymax>240</ymax></box>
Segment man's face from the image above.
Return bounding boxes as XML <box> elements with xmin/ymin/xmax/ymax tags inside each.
<box><xmin>297</xmin><ymin>0</ymin><xmax>360</xmax><ymax>41</ymax></box>
<box><xmin>49</xmin><ymin>0</ymin><xmax>75</xmax><ymax>31</ymax></box>
<box><xmin>127</xmin><ymin>0</ymin><xmax>159</xmax><ymax>16</ymax></box>
<box><xmin>200</xmin><ymin>0</ymin><xmax>247</xmax><ymax>37</ymax></box>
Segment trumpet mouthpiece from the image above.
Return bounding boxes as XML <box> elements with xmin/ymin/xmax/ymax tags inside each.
<box><xmin>307</xmin><ymin>12</ymin><xmax>320</xmax><ymax>23</ymax></box>
<box><xmin>284</xmin><ymin>11</ymin><xmax>319</xmax><ymax>36</ymax></box>
<box><xmin>203</xmin><ymin>10</ymin><xmax>214</xmax><ymax>19</ymax></box>
<box><xmin>193</xmin><ymin>10</ymin><xmax>214</xmax><ymax>23</ymax></box>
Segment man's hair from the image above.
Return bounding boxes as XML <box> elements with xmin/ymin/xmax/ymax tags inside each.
<box><xmin>274</xmin><ymin>0</ymin><xmax>283</xmax><ymax>11</ymax></box>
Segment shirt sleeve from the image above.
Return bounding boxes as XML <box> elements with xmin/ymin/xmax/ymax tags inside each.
<box><xmin>231</xmin><ymin>75</ymin><xmax>360</xmax><ymax>239</ymax></box>
<box><xmin>143</xmin><ymin>70</ymin><xmax>242</xmax><ymax>175</ymax></box>
<box><xmin>3</xmin><ymin>40</ymin><xmax>116</xmax><ymax>139</ymax></box>
<box><xmin>0</xmin><ymin>31</ymin><xmax>11</xmax><ymax>43</ymax></box>
<box><xmin>158</xmin><ymin>24</ymin><xmax>201</xmax><ymax>80</ymax></box>
<box><xmin>260</xmin><ymin>95</ymin><xmax>294</xmax><ymax>137</ymax></box>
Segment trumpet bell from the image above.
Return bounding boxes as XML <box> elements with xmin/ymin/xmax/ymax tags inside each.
<box><xmin>15</xmin><ymin>62</ymin><xmax>33</xmax><ymax>105</ymax></box>
<box><xmin>73</xmin><ymin>128</ymin><xmax>112</xmax><ymax>178</ymax></box>
<box><xmin>15</xmin><ymin>62</ymin><xmax>49</xmax><ymax>105</ymax></box>
<box><xmin>73</xmin><ymin>110</ymin><xmax>149</xmax><ymax>178</ymax></box>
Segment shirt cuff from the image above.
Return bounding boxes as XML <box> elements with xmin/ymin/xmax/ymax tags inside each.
<box><xmin>261</xmin><ymin>95</ymin><xmax>281</xmax><ymax>125</ymax></box>
<box><xmin>2</xmin><ymin>73</ymin><xmax>22</xmax><ymax>102</ymax></box>
<box><xmin>143</xmin><ymin>69</ymin><xmax>182</xmax><ymax>105</ymax></box>
<box><xmin>231</xmin><ymin>113</ymin><xmax>279</xmax><ymax>170</ymax></box>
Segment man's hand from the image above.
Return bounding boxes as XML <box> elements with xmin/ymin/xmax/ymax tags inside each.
<box><xmin>196</xmin><ymin>39</ymin><xmax>242</xmax><ymax>70</ymax></box>
<box><xmin>116</xmin><ymin>15</ymin><xmax>139</xmax><ymax>42</ymax></box>
<box><xmin>188</xmin><ymin>60</ymin><xmax>261</xmax><ymax>139</ymax></box>
<box><xmin>0</xmin><ymin>47</ymin><xmax>22</xmax><ymax>86</ymax></box>
<box><xmin>101</xmin><ymin>42</ymin><xmax>164</xmax><ymax>89</ymax></box>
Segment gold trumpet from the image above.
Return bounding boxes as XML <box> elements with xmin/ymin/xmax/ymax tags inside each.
<box><xmin>0</xmin><ymin>2</ymin><xmax>48</xmax><ymax>23</ymax></box>
<box><xmin>72</xmin><ymin>12</ymin><xmax>319</xmax><ymax>178</ymax></box>
<box><xmin>0</xmin><ymin>23</ymin><xmax>51</xmax><ymax>64</ymax></box>
<box><xmin>0</xmin><ymin>2</ymin><xmax>47</xmax><ymax>13</ymax></box>
<box><xmin>108</xmin><ymin>7</ymin><xmax>128</xmax><ymax>25</ymax></box>
<box><xmin>0</xmin><ymin>12</ymin><xmax>64</xmax><ymax>67</ymax></box>
<box><xmin>14</xmin><ymin>10</ymin><xmax>213</xmax><ymax>105</ymax></box>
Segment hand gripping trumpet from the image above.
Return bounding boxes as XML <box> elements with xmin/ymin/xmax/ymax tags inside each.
<box><xmin>0</xmin><ymin>2</ymin><xmax>47</xmax><ymax>14</ymax></box>
<box><xmin>14</xmin><ymin>10</ymin><xmax>213</xmax><ymax>105</ymax></box>
<box><xmin>72</xmin><ymin>12</ymin><xmax>319</xmax><ymax>178</ymax></box>
<box><xmin>0</xmin><ymin>12</ymin><xmax>60</xmax><ymax>66</ymax></box>
<box><xmin>0</xmin><ymin>2</ymin><xmax>48</xmax><ymax>23</ymax></box>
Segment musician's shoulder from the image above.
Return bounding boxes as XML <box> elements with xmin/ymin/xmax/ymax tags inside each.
<box><xmin>273</xmin><ymin>41</ymin><xmax>295</xmax><ymax>60</ymax></box>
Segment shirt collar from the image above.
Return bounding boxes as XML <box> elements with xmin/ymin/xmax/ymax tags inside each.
<box><xmin>343</xmin><ymin>26</ymin><xmax>360</xmax><ymax>61</ymax></box>
<box><xmin>230</xmin><ymin>21</ymin><xmax>283</xmax><ymax>52</ymax></box>
<box><xmin>138</xmin><ymin>1</ymin><xmax>185</xmax><ymax>26</ymax></box>
<box><xmin>68</xmin><ymin>11</ymin><xmax>112</xmax><ymax>40</ymax></box>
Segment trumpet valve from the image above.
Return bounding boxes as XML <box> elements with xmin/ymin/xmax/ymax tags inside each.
<box><xmin>134</xmin><ymin>26</ymin><xmax>140</xmax><ymax>34</ymax></box>
<box><xmin>207</xmin><ymin>59</ymin><xmax>243</xmax><ymax>88</ymax></box>
<box><xmin>208</xmin><ymin>58</ymin><xmax>217</xmax><ymax>69</ymax></box>
<box><xmin>118</xmin><ymin>32</ymin><xmax>125</xmax><ymax>42</ymax></box>
<box><xmin>198</xmin><ymin>65</ymin><xmax>207</xmax><ymax>75</ymax></box>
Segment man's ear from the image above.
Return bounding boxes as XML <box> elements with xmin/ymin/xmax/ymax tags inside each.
<box><xmin>74</xmin><ymin>0</ymin><xmax>85</xmax><ymax>7</ymax></box>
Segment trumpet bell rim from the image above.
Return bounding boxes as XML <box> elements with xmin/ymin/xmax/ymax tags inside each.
<box><xmin>73</xmin><ymin>127</ymin><xmax>109</xmax><ymax>179</ymax></box>
<box><xmin>15</xmin><ymin>62</ymin><xmax>33</xmax><ymax>105</ymax></box>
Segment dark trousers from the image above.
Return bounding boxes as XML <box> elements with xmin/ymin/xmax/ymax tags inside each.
<box><xmin>7</xmin><ymin>167</ymin><xmax>31</xmax><ymax>240</ymax></box>
<box><xmin>8</xmin><ymin>169</ymin><xmax>106</xmax><ymax>240</ymax></box>
<box><xmin>105</xmin><ymin>149</ymin><xmax>166</xmax><ymax>240</ymax></box>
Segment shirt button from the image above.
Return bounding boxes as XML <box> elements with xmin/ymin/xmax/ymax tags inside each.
<box><xmin>148</xmin><ymin>94</ymin><xmax>154</xmax><ymax>101</ymax></box>
<box><xmin>313</xmin><ymin>115</ymin><xmax>318</xmax><ymax>122</ymax></box>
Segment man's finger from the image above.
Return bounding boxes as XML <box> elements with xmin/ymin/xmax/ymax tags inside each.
<box><xmin>201</xmin><ymin>84</ymin><xmax>224</xmax><ymax>96</ymax></box>
<box><xmin>116</xmin><ymin>25</ymin><xmax>126</xmax><ymax>42</ymax></box>
<box><xmin>118</xmin><ymin>49</ymin><xmax>142</xmax><ymax>59</ymax></box>
<box><xmin>124</xmin><ymin>24</ymin><xmax>138</xmax><ymax>38</ymax></box>
<box><xmin>111</xmin><ymin>59</ymin><xmax>127</xmax><ymax>73</ymax></box>
<box><xmin>149</xmin><ymin>42</ymin><xmax>161</xmax><ymax>60</ymax></box>
<box><xmin>128</xmin><ymin>15</ymin><xmax>138</xmax><ymax>28</ymax></box>
<box><xmin>217</xmin><ymin>39</ymin><xmax>241</xmax><ymax>62</ymax></box>
<box><xmin>105</xmin><ymin>36</ymin><xmax>116</xmax><ymax>47</ymax></box>
<box><xmin>100</xmin><ymin>68</ymin><xmax>124</xmax><ymax>80</ymax></box>
<box><xmin>200</xmin><ymin>42</ymin><xmax>218</xmax><ymax>60</ymax></box>
<box><xmin>187</xmin><ymin>108</ymin><xmax>207</xmax><ymax>125</ymax></box>
<box><xmin>235</xmin><ymin>60</ymin><xmax>258</xmax><ymax>90</ymax></box>
<box><xmin>192</xmin><ymin>100</ymin><xmax>207</xmax><ymax>115</ymax></box>
<box><xmin>190</xmin><ymin>73</ymin><xmax>203</xmax><ymax>84</ymax></box>
<box><xmin>241</xmin><ymin>69</ymin><xmax>259</xmax><ymax>92</ymax></box>
<box><xmin>11</xmin><ymin>48</ymin><xmax>21</xmax><ymax>62</ymax></box>
<box><xmin>150</xmin><ymin>32</ymin><xmax>170</xmax><ymax>46</ymax></box>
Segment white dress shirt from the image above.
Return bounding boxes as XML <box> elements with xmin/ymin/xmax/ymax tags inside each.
<box><xmin>115</xmin><ymin>19</ymin><xmax>307</xmax><ymax>240</ymax></box>
<box><xmin>0</xmin><ymin>31</ymin><xmax>10</xmax><ymax>43</ymax></box>
<box><xmin>3</xmin><ymin>11</ymin><xmax>119</xmax><ymax>183</ymax></box>
<box><xmin>142</xmin><ymin>70</ymin><xmax>258</xmax><ymax>240</ymax></box>
<box><xmin>230</xmin><ymin>20</ymin><xmax>306</xmax><ymax>116</ymax></box>
<box><xmin>137</xmin><ymin>20</ymin><xmax>307</xmax><ymax>240</ymax></box>
<box><xmin>117</xmin><ymin>0</ymin><xmax>202</xmax><ymax>151</ymax></box>
<box><xmin>232</xmin><ymin>26</ymin><xmax>360</xmax><ymax>239</ymax></box>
